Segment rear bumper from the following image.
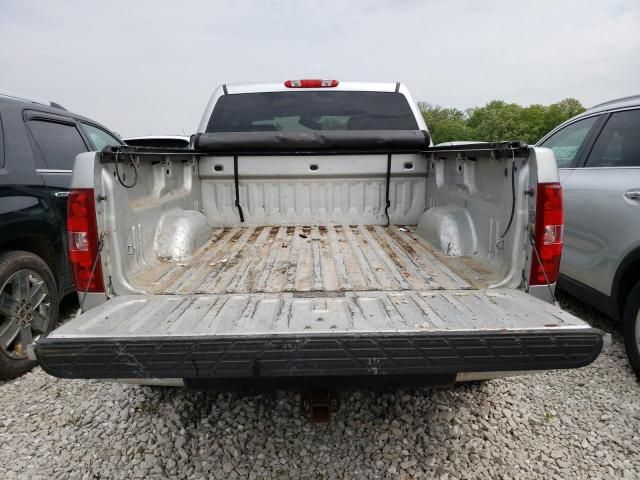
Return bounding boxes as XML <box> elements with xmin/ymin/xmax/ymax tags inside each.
<box><xmin>36</xmin><ymin>329</ymin><xmax>603</xmax><ymax>385</ymax></box>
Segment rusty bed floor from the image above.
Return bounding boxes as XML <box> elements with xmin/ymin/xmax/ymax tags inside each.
<box><xmin>133</xmin><ymin>225</ymin><xmax>496</xmax><ymax>295</ymax></box>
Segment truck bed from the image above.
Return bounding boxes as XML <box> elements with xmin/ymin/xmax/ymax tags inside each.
<box><xmin>133</xmin><ymin>225</ymin><xmax>498</xmax><ymax>295</ymax></box>
<box><xmin>38</xmin><ymin>224</ymin><xmax>602</xmax><ymax>382</ymax></box>
<box><xmin>35</xmin><ymin>144</ymin><xmax>604</xmax><ymax>387</ymax></box>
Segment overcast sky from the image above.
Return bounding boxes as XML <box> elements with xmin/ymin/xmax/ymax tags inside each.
<box><xmin>1</xmin><ymin>0</ymin><xmax>639</xmax><ymax>137</ymax></box>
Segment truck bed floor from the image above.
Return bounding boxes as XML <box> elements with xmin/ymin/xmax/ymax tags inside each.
<box><xmin>136</xmin><ymin>225</ymin><xmax>496</xmax><ymax>295</ymax></box>
<box><xmin>43</xmin><ymin>232</ymin><xmax>602</xmax><ymax>380</ymax></box>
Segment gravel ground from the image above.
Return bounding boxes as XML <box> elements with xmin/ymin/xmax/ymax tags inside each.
<box><xmin>1</xmin><ymin>293</ymin><xmax>639</xmax><ymax>480</ymax></box>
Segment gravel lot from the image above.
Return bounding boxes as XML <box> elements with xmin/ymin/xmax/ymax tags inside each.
<box><xmin>1</xmin><ymin>293</ymin><xmax>639</xmax><ymax>480</ymax></box>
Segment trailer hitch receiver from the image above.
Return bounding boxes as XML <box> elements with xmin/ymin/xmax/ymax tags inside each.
<box><xmin>301</xmin><ymin>390</ymin><xmax>340</xmax><ymax>423</ymax></box>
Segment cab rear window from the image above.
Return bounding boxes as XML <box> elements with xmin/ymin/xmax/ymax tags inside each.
<box><xmin>206</xmin><ymin>91</ymin><xmax>419</xmax><ymax>133</ymax></box>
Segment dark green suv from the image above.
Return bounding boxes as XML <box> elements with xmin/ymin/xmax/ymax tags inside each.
<box><xmin>0</xmin><ymin>92</ymin><xmax>122</xmax><ymax>379</ymax></box>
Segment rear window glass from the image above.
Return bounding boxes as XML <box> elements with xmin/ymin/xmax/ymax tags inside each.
<box><xmin>27</xmin><ymin>120</ymin><xmax>88</xmax><ymax>170</ymax></box>
<box><xmin>206</xmin><ymin>91</ymin><xmax>419</xmax><ymax>133</ymax></box>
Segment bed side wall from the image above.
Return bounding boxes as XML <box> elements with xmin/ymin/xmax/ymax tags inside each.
<box><xmin>420</xmin><ymin>149</ymin><xmax>531</xmax><ymax>288</ymax></box>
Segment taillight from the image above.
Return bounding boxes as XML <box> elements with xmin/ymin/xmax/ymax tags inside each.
<box><xmin>67</xmin><ymin>189</ymin><xmax>105</xmax><ymax>292</ymax></box>
<box><xmin>284</xmin><ymin>79</ymin><xmax>339</xmax><ymax>88</ymax></box>
<box><xmin>529</xmin><ymin>182</ymin><xmax>563</xmax><ymax>285</ymax></box>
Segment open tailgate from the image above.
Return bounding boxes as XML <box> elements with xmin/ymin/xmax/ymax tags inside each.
<box><xmin>36</xmin><ymin>289</ymin><xmax>602</xmax><ymax>382</ymax></box>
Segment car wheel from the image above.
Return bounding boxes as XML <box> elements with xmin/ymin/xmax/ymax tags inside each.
<box><xmin>623</xmin><ymin>282</ymin><xmax>640</xmax><ymax>381</ymax></box>
<box><xmin>0</xmin><ymin>251</ymin><xmax>59</xmax><ymax>380</ymax></box>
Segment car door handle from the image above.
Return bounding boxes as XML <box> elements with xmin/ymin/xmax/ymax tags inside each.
<box><xmin>624</xmin><ymin>189</ymin><xmax>640</xmax><ymax>200</ymax></box>
<box><xmin>54</xmin><ymin>191</ymin><xmax>69</xmax><ymax>198</ymax></box>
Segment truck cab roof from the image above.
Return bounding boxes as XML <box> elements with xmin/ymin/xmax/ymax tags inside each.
<box><xmin>223</xmin><ymin>81</ymin><xmax>402</xmax><ymax>94</ymax></box>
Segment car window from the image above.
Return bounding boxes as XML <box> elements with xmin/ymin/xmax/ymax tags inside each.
<box><xmin>28</xmin><ymin>120</ymin><xmax>88</xmax><ymax>170</ymax></box>
<box><xmin>207</xmin><ymin>91</ymin><xmax>419</xmax><ymax>132</ymax></box>
<box><xmin>81</xmin><ymin>123</ymin><xmax>122</xmax><ymax>150</ymax></box>
<box><xmin>539</xmin><ymin>116</ymin><xmax>598</xmax><ymax>168</ymax></box>
<box><xmin>585</xmin><ymin>109</ymin><xmax>640</xmax><ymax>168</ymax></box>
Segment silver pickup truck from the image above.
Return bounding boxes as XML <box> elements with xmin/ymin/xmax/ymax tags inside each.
<box><xmin>34</xmin><ymin>80</ymin><xmax>603</xmax><ymax>400</ymax></box>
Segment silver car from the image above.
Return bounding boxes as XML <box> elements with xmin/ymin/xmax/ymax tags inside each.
<box><xmin>537</xmin><ymin>94</ymin><xmax>640</xmax><ymax>379</ymax></box>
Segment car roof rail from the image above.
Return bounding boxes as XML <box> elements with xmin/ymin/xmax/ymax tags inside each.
<box><xmin>49</xmin><ymin>101</ymin><xmax>67</xmax><ymax>111</ymax></box>
<box><xmin>590</xmin><ymin>93</ymin><xmax>640</xmax><ymax>109</ymax></box>
<box><xmin>0</xmin><ymin>89</ymin><xmax>66</xmax><ymax>110</ymax></box>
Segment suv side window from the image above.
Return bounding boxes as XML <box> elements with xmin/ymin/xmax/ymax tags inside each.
<box><xmin>28</xmin><ymin>120</ymin><xmax>88</xmax><ymax>170</ymax></box>
<box><xmin>539</xmin><ymin>116</ymin><xmax>599</xmax><ymax>168</ymax></box>
<box><xmin>585</xmin><ymin>109</ymin><xmax>640</xmax><ymax>168</ymax></box>
<box><xmin>81</xmin><ymin>123</ymin><xmax>121</xmax><ymax>151</ymax></box>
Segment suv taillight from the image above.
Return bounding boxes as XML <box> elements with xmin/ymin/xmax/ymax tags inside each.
<box><xmin>530</xmin><ymin>182</ymin><xmax>563</xmax><ymax>285</ymax></box>
<box><xmin>67</xmin><ymin>189</ymin><xmax>105</xmax><ymax>292</ymax></box>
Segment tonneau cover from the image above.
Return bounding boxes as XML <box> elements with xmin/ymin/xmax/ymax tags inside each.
<box><xmin>192</xmin><ymin>130</ymin><xmax>430</xmax><ymax>153</ymax></box>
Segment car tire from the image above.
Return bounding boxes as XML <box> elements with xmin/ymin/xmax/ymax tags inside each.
<box><xmin>0</xmin><ymin>251</ymin><xmax>59</xmax><ymax>380</ymax></box>
<box><xmin>623</xmin><ymin>282</ymin><xmax>640</xmax><ymax>381</ymax></box>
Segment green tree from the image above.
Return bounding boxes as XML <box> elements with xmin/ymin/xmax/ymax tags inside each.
<box><xmin>466</xmin><ymin>101</ymin><xmax>536</xmax><ymax>142</ymax></box>
<box><xmin>419</xmin><ymin>98</ymin><xmax>586</xmax><ymax>145</ymax></box>
<box><xmin>520</xmin><ymin>104</ymin><xmax>548</xmax><ymax>142</ymax></box>
<box><xmin>417</xmin><ymin>103</ymin><xmax>477</xmax><ymax>144</ymax></box>
<box><xmin>542</xmin><ymin>98</ymin><xmax>586</xmax><ymax>136</ymax></box>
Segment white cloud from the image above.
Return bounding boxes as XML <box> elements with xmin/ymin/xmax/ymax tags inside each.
<box><xmin>1</xmin><ymin>0</ymin><xmax>638</xmax><ymax>136</ymax></box>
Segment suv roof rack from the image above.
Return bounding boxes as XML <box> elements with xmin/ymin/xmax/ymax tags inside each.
<box><xmin>49</xmin><ymin>101</ymin><xmax>68</xmax><ymax>111</ymax></box>
<box><xmin>590</xmin><ymin>94</ymin><xmax>640</xmax><ymax>110</ymax></box>
<box><xmin>0</xmin><ymin>89</ymin><xmax>66</xmax><ymax>110</ymax></box>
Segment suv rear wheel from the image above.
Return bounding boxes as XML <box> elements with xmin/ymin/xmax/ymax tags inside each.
<box><xmin>0</xmin><ymin>251</ymin><xmax>59</xmax><ymax>380</ymax></box>
<box><xmin>623</xmin><ymin>282</ymin><xmax>640</xmax><ymax>381</ymax></box>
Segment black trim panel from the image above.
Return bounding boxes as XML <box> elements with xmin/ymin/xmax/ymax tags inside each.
<box><xmin>22</xmin><ymin>109</ymin><xmax>77</xmax><ymax>125</ymax></box>
<box><xmin>611</xmin><ymin>247</ymin><xmax>640</xmax><ymax>321</ymax></box>
<box><xmin>576</xmin><ymin>112</ymin><xmax>611</xmax><ymax>168</ymax></box>
<box><xmin>557</xmin><ymin>274</ymin><xmax>617</xmax><ymax>320</ymax></box>
<box><xmin>573</xmin><ymin>113</ymin><xmax>608</xmax><ymax>168</ymax></box>
<box><xmin>36</xmin><ymin>330</ymin><xmax>603</xmax><ymax>382</ymax></box>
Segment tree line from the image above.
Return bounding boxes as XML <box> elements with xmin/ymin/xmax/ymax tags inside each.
<box><xmin>418</xmin><ymin>98</ymin><xmax>586</xmax><ymax>145</ymax></box>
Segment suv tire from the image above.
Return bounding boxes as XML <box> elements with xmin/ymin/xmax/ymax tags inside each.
<box><xmin>623</xmin><ymin>282</ymin><xmax>640</xmax><ymax>381</ymax></box>
<box><xmin>0</xmin><ymin>251</ymin><xmax>59</xmax><ymax>380</ymax></box>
